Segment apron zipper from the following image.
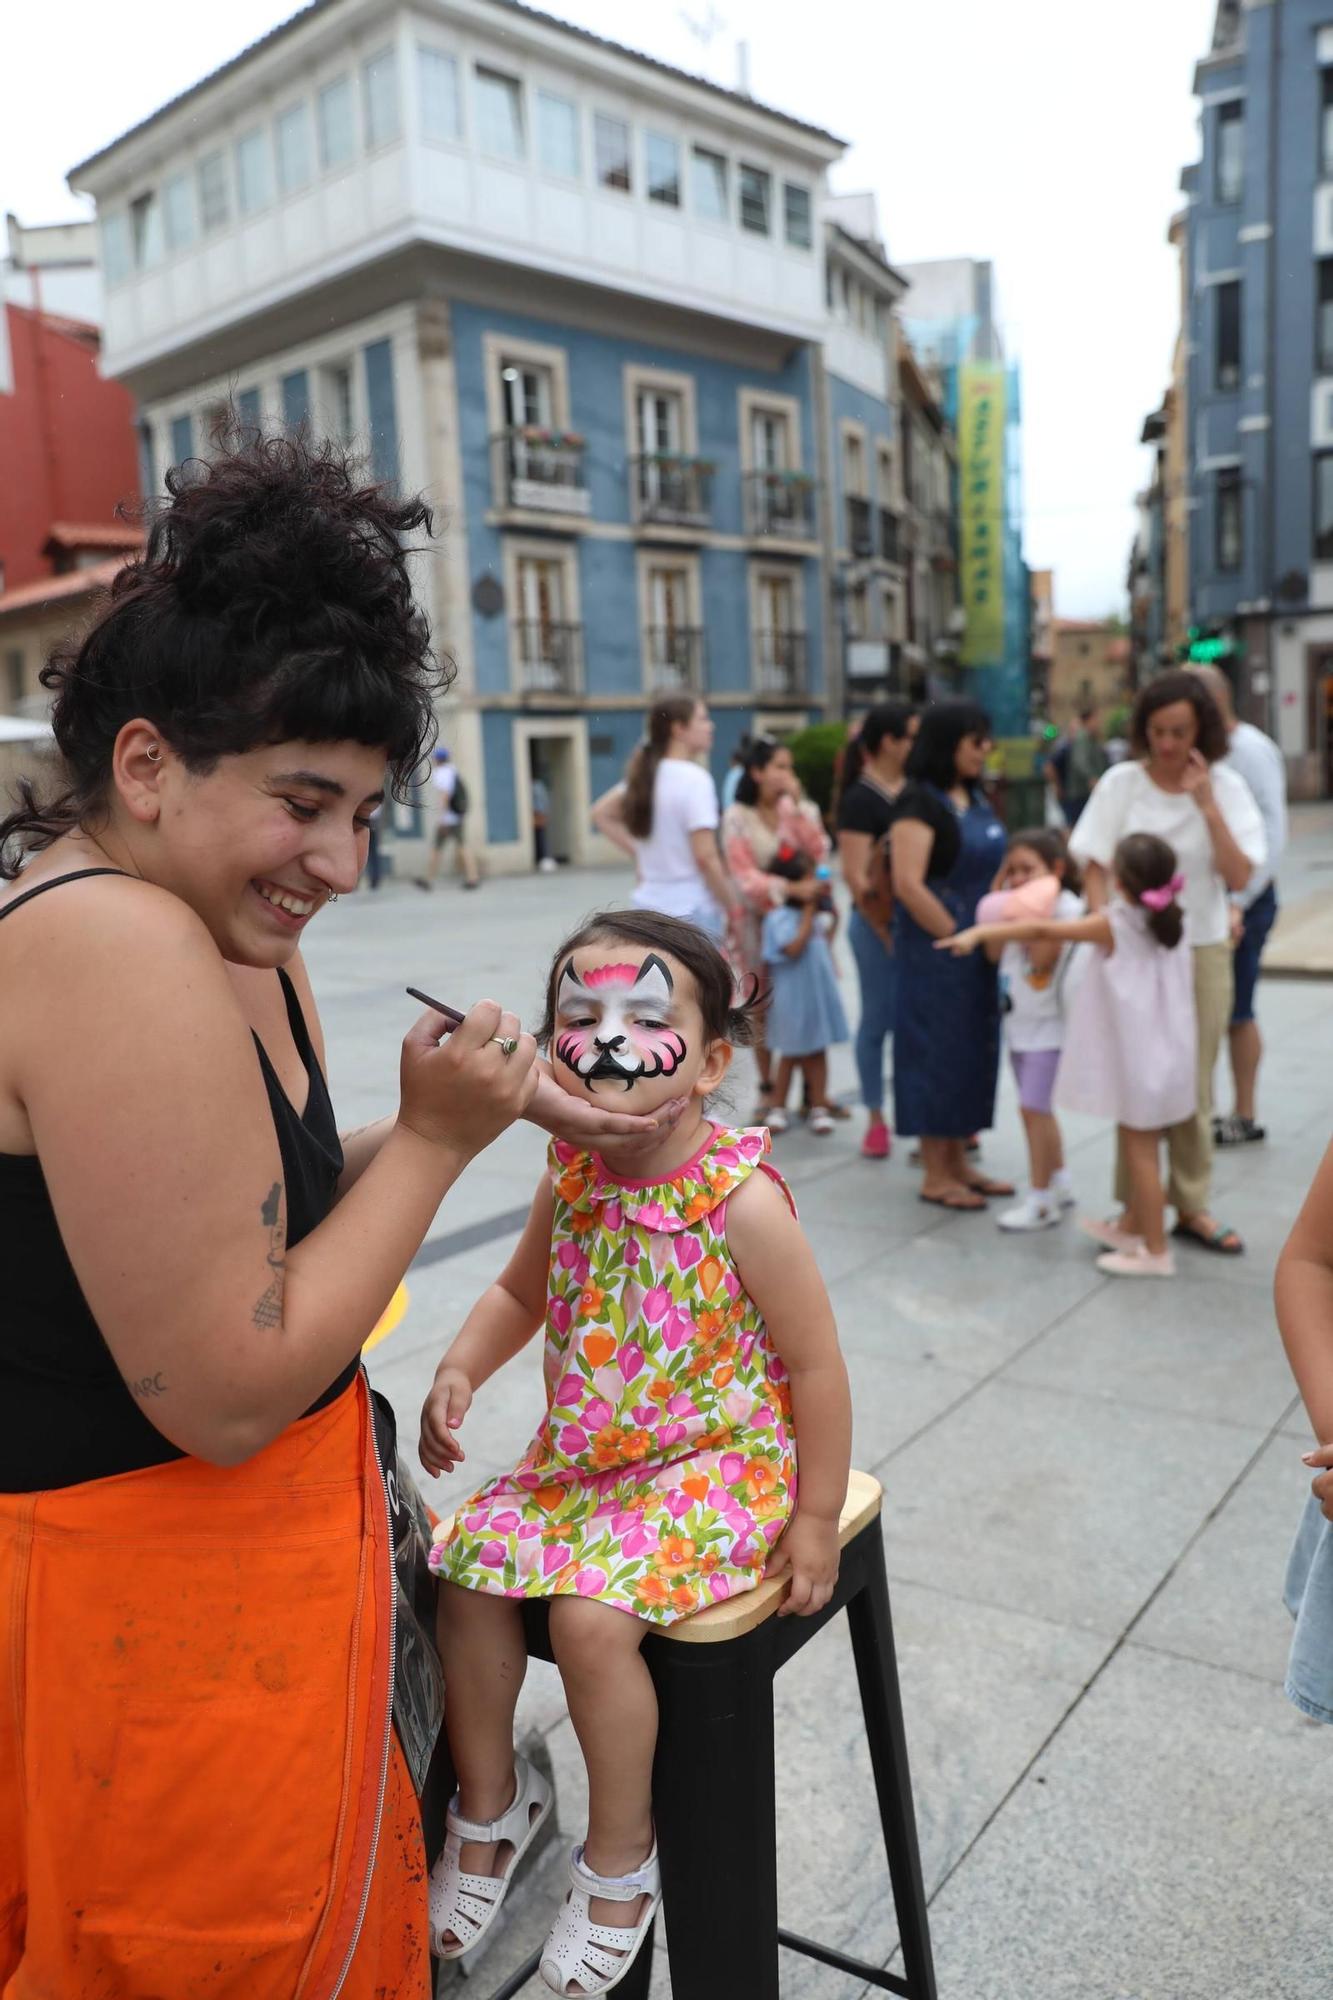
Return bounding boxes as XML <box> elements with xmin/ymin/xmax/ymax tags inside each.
<box><xmin>327</xmin><ymin>1381</ymin><xmax>397</xmax><ymax>2000</ymax></box>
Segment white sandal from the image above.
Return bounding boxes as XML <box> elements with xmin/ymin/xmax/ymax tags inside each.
<box><xmin>539</xmin><ymin>1841</ymin><xmax>662</xmax><ymax>1995</ymax></box>
<box><xmin>429</xmin><ymin>1754</ymin><xmax>553</xmax><ymax>1960</ymax></box>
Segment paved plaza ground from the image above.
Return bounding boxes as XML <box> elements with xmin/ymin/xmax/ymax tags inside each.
<box><xmin>303</xmin><ymin>807</ymin><xmax>1333</xmax><ymax>2000</ymax></box>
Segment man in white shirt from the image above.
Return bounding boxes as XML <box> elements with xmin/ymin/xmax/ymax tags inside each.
<box><xmin>414</xmin><ymin>746</ymin><xmax>480</xmax><ymax>892</ymax></box>
<box><xmin>1193</xmin><ymin>667</ymin><xmax>1288</xmax><ymax>1144</ymax></box>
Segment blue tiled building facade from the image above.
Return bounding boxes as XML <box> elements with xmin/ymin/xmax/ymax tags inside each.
<box><xmin>1183</xmin><ymin>0</ymin><xmax>1333</xmax><ymax>792</ymax></box>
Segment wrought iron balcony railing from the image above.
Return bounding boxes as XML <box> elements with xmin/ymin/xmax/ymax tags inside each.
<box><xmin>753</xmin><ymin>629</ymin><xmax>808</xmax><ymax>698</ymax></box>
<box><xmin>512</xmin><ymin>620</ymin><xmax>584</xmax><ymax>696</ymax></box>
<box><xmin>493</xmin><ymin>429</ymin><xmax>591</xmax><ymax>515</ymax></box>
<box><xmin>644</xmin><ymin>625</ymin><xmax>706</xmax><ymax>695</ymax></box>
<box><xmin>846</xmin><ymin>495</ymin><xmax>873</xmax><ymax>558</ymax></box>
<box><xmin>744</xmin><ymin>470</ymin><xmax>819</xmax><ymax>541</ymax></box>
<box><xmin>631</xmin><ymin>455</ymin><xmax>714</xmax><ymax>529</ymax></box>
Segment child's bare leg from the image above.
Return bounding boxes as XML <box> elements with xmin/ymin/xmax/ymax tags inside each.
<box><xmin>549</xmin><ymin>1597</ymin><xmax>656</xmax><ymax>1950</ymax></box>
<box><xmin>806</xmin><ymin>1050</ymin><xmax>830</xmax><ymax>1107</ymax></box>
<box><xmin>1120</xmin><ymin>1126</ymin><xmax>1166</xmax><ymax>1254</ymax></box>
<box><xmin>435</xmin><ymin>1581</ymin><xmax>530</xmax><ymax>1923</ymax></box>
<box><xmin>772</xmin><ymin>1055</ymin><xmax>796</xmax><ymax>1111</ymax></box>
<box><xmin>1022</xmin><ymin>1109</ymin><xmax>1062</xmax><ymax>1190</ymax></box>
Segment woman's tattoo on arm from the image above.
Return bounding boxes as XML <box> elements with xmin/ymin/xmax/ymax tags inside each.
<box><xmin>252</xmin><ymin>1180</ymin><xmax>287</xmax><ymax>1330</ymax></box>
<box><xmin>124</xmin><ymin>1372</ymin><xmax>168</xmax><ymax>1399</ymax></box>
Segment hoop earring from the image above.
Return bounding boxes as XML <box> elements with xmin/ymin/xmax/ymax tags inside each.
<box><xmin>146</xmin><ymin>744</ymin><xmax>161</xmax><ymax>762</ymax></box>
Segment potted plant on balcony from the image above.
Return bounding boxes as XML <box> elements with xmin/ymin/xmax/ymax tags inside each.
<box><xmin>518</xmin><ymin>426</ymin><xmax>585</xmax><ymax>449</ymax></box>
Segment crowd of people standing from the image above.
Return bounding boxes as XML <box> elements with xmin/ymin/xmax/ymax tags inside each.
<box><xmin>599</xmin><ymin>667</ymin><xmax>1288</xmax><ymax>1280</ymax></box>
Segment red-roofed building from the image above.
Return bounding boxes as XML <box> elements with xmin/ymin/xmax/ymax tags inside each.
<box><xmin>0</xmin><ymin>301</ymin><xmax>141</xmax><ymax>599</ymax></box>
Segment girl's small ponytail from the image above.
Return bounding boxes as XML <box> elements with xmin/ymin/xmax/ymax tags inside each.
<box><xmin>1114</xmin><ymin>833</ymin><xmax>1185</xmax><ymax>949</ymax></box>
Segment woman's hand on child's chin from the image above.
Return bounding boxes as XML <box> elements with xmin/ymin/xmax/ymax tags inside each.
<box><xmin>767</xmin><ymin>1511</ymin><xmax>840</xmax><ymax>1618</ymax></box>
<box><xmin>524</xmin><ymin>1065</ymin><xmax>689</xmax><ymax>1147</ymax></box>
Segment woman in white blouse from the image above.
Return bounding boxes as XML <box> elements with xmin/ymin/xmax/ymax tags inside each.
<box><xmin>1069</xmin><ymin>670</ymin><xmax>1266</xmax><ymax>1256</ymax></box>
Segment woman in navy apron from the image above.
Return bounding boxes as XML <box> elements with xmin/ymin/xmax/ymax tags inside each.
<box><xmin>890</xmin><ymin>702</ymin><xmax>1012</xmax><ymax>1210</ymax></box>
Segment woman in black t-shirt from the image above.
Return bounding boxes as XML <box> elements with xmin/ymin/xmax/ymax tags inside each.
<box><xmin>835</xmin><ymin>703</ymin><xmax>918</xmax><ymax>1159</ymax></box>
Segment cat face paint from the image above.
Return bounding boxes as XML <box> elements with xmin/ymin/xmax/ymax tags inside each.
<box><xmin>553</xmin><ymin>953</ymin><xmax>687</xmax><ymax>1091</ymax></box>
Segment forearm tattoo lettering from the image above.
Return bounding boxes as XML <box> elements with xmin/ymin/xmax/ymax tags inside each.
<box><xmin>252</xmin><ymin>1180</ymin><xmax>287</xmax><ymax>1330</ymax></box>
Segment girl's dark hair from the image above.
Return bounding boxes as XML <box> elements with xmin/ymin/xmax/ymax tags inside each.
<box><xmin>904</xmin><ymin>700</ymin><xmax>993</xmax><ymax>792</ymax></box>
<box><xmin>769</xmin><ymin>846</ymin><xmax>814</xmax><ymax>884</ymax></box>
<box><xmin>0</xmin><ymin>428</ymin><xmax>445</xmax><ymax>877</ymax></box>
<box><xmin>1129</xmin><ymin>668</ymin><xmax>1228</xmax><ymax>764</ymax></box>
<box><xmin>537</xmin><ymin>909</ymin><xmax>760</xmax><ymax>1048</ymax></box>
<box><xmin>734</xmin><ymin>734</ymin><xmax>787</xmax><ymax>808</ymax></box>
<box><xmin>1114</xmin><ymin>831</ymin><xmax>1185</xmax><ymax>948</ymax></box>
<box><xmin>622</xmin><ymin>695</ymin><xmax>699</xmax><ymax>840</ymax></box>
<box><xmin>1006</xmin><ymin>825</ymin><xmax>1082</xmax><ymax>898</ymax></box>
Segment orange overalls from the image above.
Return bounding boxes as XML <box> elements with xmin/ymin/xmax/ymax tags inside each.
<box><xmin>0</xmin><ymin>1374</ymin><xmax>431</xmax><ymax>1999</ymax></box>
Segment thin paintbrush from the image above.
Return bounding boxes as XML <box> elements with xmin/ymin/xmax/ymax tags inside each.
<box><xmin>405</xmin><ymin>986</ymin><xmax>466</xmax><ymax>1029</ymax></box>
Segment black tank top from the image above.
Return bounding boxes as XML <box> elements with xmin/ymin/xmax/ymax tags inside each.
<box><xmin>0</xmin><ymin>869</ymin><xmax>354</xmax><ymax>1492</ymax></box>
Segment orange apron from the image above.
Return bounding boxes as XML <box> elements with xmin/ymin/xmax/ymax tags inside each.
<box><xmin>0</xmin><ymin>1373</ymin><xmax>431</xmax><ymax>1999</ymax></box>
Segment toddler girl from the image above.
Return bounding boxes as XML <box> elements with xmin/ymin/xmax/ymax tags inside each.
<box><xmin>942</xmin><ymin>831</ymin><xmax>1195</xmax><ymax>1278</ymax></box>
<box><xmin>974</xmin><ymin>828</ymin><xmax>1084</xmax><ymax>1232</ymax></box>
<box><xmin>761</xmin><ymin>847</ymin><xmax>850</xmax><ymax>1137</ymax></box>
<box><xmin>419</xmin><ymin>910</ymin><xmax>852</xmax><ymax>1994</ymax></box>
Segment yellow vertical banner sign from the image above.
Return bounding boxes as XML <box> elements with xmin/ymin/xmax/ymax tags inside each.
<box><xmin>958</xmin><ymin>363</ymin><xmax>1006</xmax><ymax>667</ymax></box>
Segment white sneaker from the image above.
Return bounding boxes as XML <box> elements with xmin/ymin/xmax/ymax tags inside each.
<box><xmin>1096</xmin><ymin>1246</ymin><xmax>1175</xmax><ymax>1279</ymax></box>
<box><xmin>1050</xmin><ymin>1173</ymin><xmax>1077</xmax><ymax>1210</ymax></box>
<box><xmin>997</xmin><ymin>1193</ymin><xmax>1061</xmax><ymax>1232</ymax></box>
<box><xmin>766</xmin><ymin>1107</ymin><xmax>790</xmax><ymax>1133</ymax></box>
<box><xmin>538</xmin><ymin>856</ymin><xmax>558</xmax><ymax>873</ymax></box>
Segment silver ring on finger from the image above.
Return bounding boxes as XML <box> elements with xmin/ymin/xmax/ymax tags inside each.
<box><xmin>490</xmin><ymin>1034</ymin><xmax>519</xmax><ymax>1056</ymax></box>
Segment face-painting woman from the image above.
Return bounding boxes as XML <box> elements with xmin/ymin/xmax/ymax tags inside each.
<box><xmin>0</xmin><ymin>435</ymin><xmax>669</xmax><ymax>2000</ymax></box>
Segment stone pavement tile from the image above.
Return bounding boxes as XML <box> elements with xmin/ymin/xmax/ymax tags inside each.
<box><xmin>873</xmin><ymin>1378</ymin><xmax>1265</xmax><ymax>1636</ymax></box>
<box><xmin>1134</xmin><ymin>1433</ymin><xmax>1307</xmax><ymax>1686</ymax></box>
<box><xmin>846</xmin><ymin>1349</ymin><xmax>978</xmax><ymax>1466</ymax></box>
<box><xmin>917</xmin><ymin>1644</ymin><xmax>1332</xmax><ymax>2000</ymax></box>
<box><xmin>1005</xmin><ymin>1272</ymin><xmax>1294</xmax><ymax>1431</ymax></box>
<box><xmin>558</xmin><ymin>1560</ymin><xmax>1105</xmax><ymax>2000</ymax></box>
<box><xmin>829</xmin><ymin>1227</ymin><xmax>1104</xmax><ymax>1380</ymax></box>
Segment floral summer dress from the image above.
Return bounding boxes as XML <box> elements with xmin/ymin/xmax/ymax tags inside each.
<box><xmin>430</xmin><ymin>1124</ymin><xmax>797</xmax><ymax>1626</ymax></box>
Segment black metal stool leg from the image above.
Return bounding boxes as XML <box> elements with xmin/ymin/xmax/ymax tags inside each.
<box><xmin>845</xmin><ymin>1532</ymin><xmax>938</xmax><ymax>2000</ymax></box>
<box><xmin>647</xmin><ymin>1634</ymin><xmax>780</xmax><ymax>2000</ymax></box>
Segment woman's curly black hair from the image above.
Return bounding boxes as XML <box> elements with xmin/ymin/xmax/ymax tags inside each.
<box><xmin>0</xmin><ymin>427</ymin><xmax>449</xmax><ymax>875</ymax></box>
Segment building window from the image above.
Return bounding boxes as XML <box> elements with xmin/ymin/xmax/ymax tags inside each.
<box><xmin>739</xmin><ymin>164</ymin><xmax>772</xmax><ymax>234</ymax></box>
<box><xmin>169</xmin><ymin>413</ymin><xmax>194</xmax><ymax>467</ymax></box>
<box><xmin>235</xmin><ymin>129</ymin><xmax>272</xmax><ymax>215</ymax></box>
<box><xmin>1319</xmin><ymin>262</ymin><xmax>1333</xmax><ymax>375</ymax></box>
<box><xmin>163</xmin><ymin>173</ymin><xmax>195</xmax><ymax>251</ymax></box>
<box><xmin>646</xmin><ymin>131</ymin><xmax>681</xmax><ymax>206</ymax></box>
<box><xmin>513</xmin><ymin>554</ymin><xmax>578</xmax><ymax>694</ymax></box>
<box><xmin>536</xmin><ymin>91</ymin><xmax>579</xmax><ymax>177</ymax></box>
<box><xmin>644</xmin><ymin>561</ymin><xmax>701</xmax><ymax>693</ymax></box>
<box><xmin>1323</xmin><ymin>68</ymin><xmax>1333</xmax><ymax>180</ymax></box>
<box><xmin>1216</xmin><ymin>467</ymin><xmax>1242</xmax><ymax>571</ymax></box>
<box><xmin>101</xmin><ymin>212</ymin><xmax>132</xmax><ymax>284</ymax></box>
<box><xmin>281</xmin><ymin>369</ymin><xmax>311</xmax><ymax>429</ymax></box>
<box><xmin>637</xmin><ymin>387</ymin><xmax>685</xmax><ymax>456</ymax></box>
<box><xmin>594</xmin><ymin>113</ymin><xmax>632</xmax><ymax>192</ymax></box>
<box><xmin>321</xmin><ymin>362</ymin><xmax>355</xmax><ymax>442</ymax></box>
<box><xmin>5</xmin><ymin>649</ymin><xmax>26</xmax><ymax>708</ymax></box>
<box><xmin>475</xmin><ymin>66</ymin><xmax>524</xmax><ymax>159</ymax></box>
<box><xmin>362</xmin><ymin>48</ymin><xmax>400</xmax><ymax>149</ymax></box>
<box><xmin>1215</xmin><ymin>280</ymin><xmax>1241</xmax><ymax>392</ymax></box>
<box><xmin>691</xmin><ymin>145</ymin><xmax>728</xmax><ymax>221</ymax></box>
<box><xmin>237</xmin><ymin>387</ymin><xmax>261</xmax><ymax>431</ymax></box>
<box><xmin>843</xmin><ymin>431</ymin><xmax>866</xmax><ymax>497</ymax></box>
<box><xmin>275</xmin><ymin>102</ymin><xmax>313</xmax><ymax>192</ymax></box>
<box><xmin>364</xmin><ymin>338</ymin><xmax>399</xmax><ymax>487</ymax></box>
<box><xmin>502</xmin><ymin>358</ymin><xmax>555</xmax><ymax>433</ymax></box>
<box><xmin>129</xmin><ymin>191</ymin><xmax>163</xmax><ymax>269</ymax></box>
<box><xmin>419</xmin><ymin>47</ymin><xmax>462</xmax><ymax>144</ymax></box>
<box><xmin>197</xmin><ymin>151</ymin><xmax>230</xmax><ymax>231</ymax></box>
<box><xmin>783</xmin><ymin>182</ymin><xmax>812</xmax><ymax>248</ymax></box>
<box><xmin>137</xmin><ymin>418</ymin><xmax>157</xmax><ymax>495</ymax></box>
<box><xmin>317</xmin><ymin>76</ymin><xmax>357</xmax><ymax>170</ymax></box>
<box><xmin>750</xmin><ymin>406</ymin><xmax>791</xmax><ymax>471</ymax></box>
<box><xmin>1316</xmin><ymin>452</ymin><xmax>1333</xmax><ymax>559</ymax></box>
<box><xmin>753</xmin><ymin>570</ymin><xmax>803</xmax><ymax>695</ymax></box>
<box><xmin>1215</xmin><ymin>100</ymin><xmax>1244</xmax><ymax>205</ymax></box>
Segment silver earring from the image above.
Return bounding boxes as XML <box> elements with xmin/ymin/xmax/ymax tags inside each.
<box><xmin>328</xmin><ymin>892</ymin><xmax>339</xmax><ymax>903</ymax></box>
<box><xmin>146</xmin><ymin>744</ymin><xmax>161</xmax><ymax>762</ymax></box>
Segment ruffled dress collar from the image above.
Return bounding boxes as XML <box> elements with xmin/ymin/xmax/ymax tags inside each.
<box><xmin>548</xmin><ymin>1123</ymin><xmax>770</xmax><ymax>1234</ymax></box>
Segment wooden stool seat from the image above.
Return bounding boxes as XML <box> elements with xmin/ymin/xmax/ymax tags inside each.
<box><xmin>427</xmin><ymin>1468</ymin><xmax>936</xmax><ymax>2000</ymax></box>
<box><xmin>665</xmin><ymin>1467</ymin><xmax>883</xmax><ymax>1643</ymax></box>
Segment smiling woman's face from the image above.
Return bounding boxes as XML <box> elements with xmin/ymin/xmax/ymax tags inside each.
<box><xmin>144</xmin><ymin>736</ymin><xmax>387</xmax><ymax>967</ymax></box>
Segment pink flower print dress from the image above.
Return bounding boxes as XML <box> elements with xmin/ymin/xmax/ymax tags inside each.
<box><xmin>430</xmin><ymin>1124</ymin><xmax>798</xmax><ymax>1626</ymax></box>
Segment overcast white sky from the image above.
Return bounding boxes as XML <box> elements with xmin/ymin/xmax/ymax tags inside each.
<box><xmin>5</xmin><ymin>0</ymin><xmax>1216</xmax><ymax>616</ymax></box>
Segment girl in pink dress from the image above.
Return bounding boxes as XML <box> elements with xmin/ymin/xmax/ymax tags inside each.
<box><xmin>418</xmin><ymin>910</ymin><xmax>851</xmax><ymax>1995</ymax></box>
<box><xmin>942</xmin><ymin>832</ymin><xmax>1196</xmax><ymax>1280</ymax></box>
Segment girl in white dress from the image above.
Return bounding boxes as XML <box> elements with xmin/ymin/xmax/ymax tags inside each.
<box><xmin>941</xmin><ymin>832</ymin><xmax>1196</xmax><ymax>1279</ymax></box>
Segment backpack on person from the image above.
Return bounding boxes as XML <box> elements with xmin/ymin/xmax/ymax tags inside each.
<box><xmin>450</xmin><ymin>773</ymin><xmax>469</xmax><ymax>818</ymax></box>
